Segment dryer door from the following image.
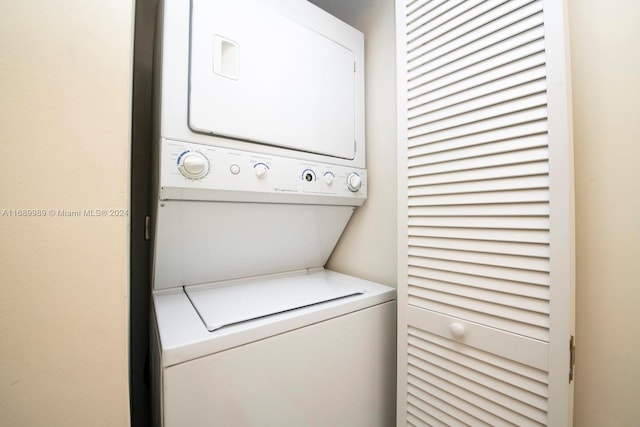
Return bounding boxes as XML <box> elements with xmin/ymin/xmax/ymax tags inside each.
<box><xmin>189</xmin><ymin>0</ymin><xmax>358</xmax><ymax>160</ymax></box>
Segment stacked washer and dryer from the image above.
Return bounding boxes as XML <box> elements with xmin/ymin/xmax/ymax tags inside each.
<box><xmin>151</xmin><ymin>0</ymin><xmax>396</xmax><ymax>425</ymax></box>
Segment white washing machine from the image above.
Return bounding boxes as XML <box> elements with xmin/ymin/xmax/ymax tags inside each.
<box><xmin>153</xmin><ymin>269</ymin><xmax>396</xmax><ymax>426</ymax></box>
<box><xmin>151</xmin><ymin>1</ymin><xmax>396</xmax><ymax>425</ymax></box>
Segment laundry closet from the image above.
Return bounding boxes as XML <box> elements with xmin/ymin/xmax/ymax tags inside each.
<box><xmin>136</xmin><ymin>0</ymin><xmax>575</xmax><ymax>425</ymax></box>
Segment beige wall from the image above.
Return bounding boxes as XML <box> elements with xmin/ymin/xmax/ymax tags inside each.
<box><xmin>569</xmin><ymin>0</ymin><xmax>640</xmax><ymax>424</ymax></box>
<box><xmin>312</xmin><ymin>0</ymin><xmax>398</xmax><ymax>288</ymax></box>
<box><xmin>0</xmin><ymin>1</ymin><xmax>133</xmax><ymax>426</ymax></box>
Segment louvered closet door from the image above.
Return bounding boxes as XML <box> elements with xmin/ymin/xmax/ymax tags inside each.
<box><xmin>396</xmin><ymin>1</ymin><xmax>574</xmax><ymax>426</ymax></box>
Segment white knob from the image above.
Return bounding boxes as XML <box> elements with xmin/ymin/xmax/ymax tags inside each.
<box><xmin>324</xmin><ymin>173</ymin><xmax>335</xmax><ymax>186</ymax></box>
<box><xmin>347</xmin><ymin>173</ymin><xmax>362</xmax><ymax>192</ymax></box>
<box><xmin>449</xmin><ymin>322</ymin><xmax>466</xmax><ymax>339</ymax></box>
<box><xmin>178</xmin><ymin>151</ymin><xmax>209</xmax><ymax>180</ymax></box>
<box><xmin>254</xmin><ymin>163</ymin><xmax>268</xmax><ymax>179</ymax></box>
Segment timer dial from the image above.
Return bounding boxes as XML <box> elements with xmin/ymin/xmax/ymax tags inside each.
<box><xmin>254</xmin><ymin>163</ymin><xmax>269</xmax><ymax>179</ymax></box>
<box><xmin>178</xmin><ymin>151</ymin><xmax>209</xmax><ymax>180</ymax></box>
<box><xmin>347</xmin><ymin>173</ymin><xmax>362</xmax><ymax>192</ymax></box>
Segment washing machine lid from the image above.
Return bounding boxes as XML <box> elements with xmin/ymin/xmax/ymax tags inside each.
<box><xmin>188</xmin><ymin>0</ymin><xmax>359</xmax><ymax>160</ymax></box>
<box><xmin>185</xmin><ymin>271</ymin><xmax>364</xmax><ymax>332</ymax></box>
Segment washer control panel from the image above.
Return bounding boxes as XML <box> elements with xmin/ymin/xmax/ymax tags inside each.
<box><xmin>160</xmin><ymin>139</ymin><xmax>367</xmax><ymax>205</ymax></box>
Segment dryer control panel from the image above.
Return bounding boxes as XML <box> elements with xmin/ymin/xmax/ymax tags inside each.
<box><xmin>159</xmin><ymin>139</ymin><xmax>367</xmax><ymax>206</ymax></box>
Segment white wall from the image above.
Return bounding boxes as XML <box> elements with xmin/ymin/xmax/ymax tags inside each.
<box><xmin>568</xmin><ymin>0</ymin><xmax>640</xmax><ymax>424</ymax></box>
<box><xmin>0</xmin><ymin>1</ymin><xmax>133</xmax><ymax>425</ymax></box>
<box><xmin>310</xmin><ymin>0</ymin><xmax>398</xmax><ymax>287</ymax></box>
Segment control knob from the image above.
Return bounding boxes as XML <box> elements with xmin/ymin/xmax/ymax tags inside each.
<box><xmin>347</xmin><ymin>173</ymin><xmax>362</xmax><ymax>192</ymax></box>
<box><xmin>178</xmin><ymin>151</ymin><xmax>209</xmax><ymax>180</ymax></box>
<box><xmin>324</xmin><ymin>172</ymin><xmax>335</xmax><ymax>186</ymax></box>
<box><xmin>254</xmin><ymin>163</ymin><xmax>269</xmax><ymax>179</ymax></box>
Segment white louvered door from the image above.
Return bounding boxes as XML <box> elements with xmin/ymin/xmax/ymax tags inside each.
<box><xmin>396</xmin><ymin>1</ymin><xmax>574</xmax><ymax>425</ymax></box>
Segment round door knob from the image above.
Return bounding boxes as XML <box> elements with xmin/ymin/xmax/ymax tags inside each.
<box><xmin>254</xmin><ymin>163</ymin><xmax>268</xmax><ymax>179</ymax></box>
<box><xmin>347</xmin><ymin>173</ymin><xmax>362</xmax><ymax>192</ymax></box>
<box><xmin>449</xmin><ymin>322</ymin><xmax>466</xmax><ymax>339</ymax></box>
<box><xmin>178</xmin><ymin>151</ymin><xmax>209</xmax><ymax>180</ymax></box>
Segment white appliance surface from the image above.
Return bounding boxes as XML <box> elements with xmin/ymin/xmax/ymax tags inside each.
<box><xmin>151</xmin><ymin>1</ymin><xmax>392</xmax><ymax>425</ymax></box>
<box><xmin>152</xmin><ymin>201</ymin><xmax>356</xmax><ymax>291</ymax></box>
<box><xmin>156</xmin><ymin>0</ymin><xmax>366</xmax><ymax>168</ymax></box>
<box><xmin>189</xmin><ymin>0</ymin><xmax>356</xmax><ymax>159</ymax></box>
<box><xmin>185</xmin><ymin>271</ymin><xmax>365</xmax><ymax>331</ymax></box>
<box><xmin>158</xmin><ymin>139</ymin><xmax>367</xmax><ymax>205</ymax></box>
<box><xmin>154</xmin><ymin>269</ymin><xmax>395</xmax><ymax>368</ymax></box>
<box><xmin>161</xmin><ymin>298</ymin><xmax>396</xmax><ymax>427</ymax></box>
